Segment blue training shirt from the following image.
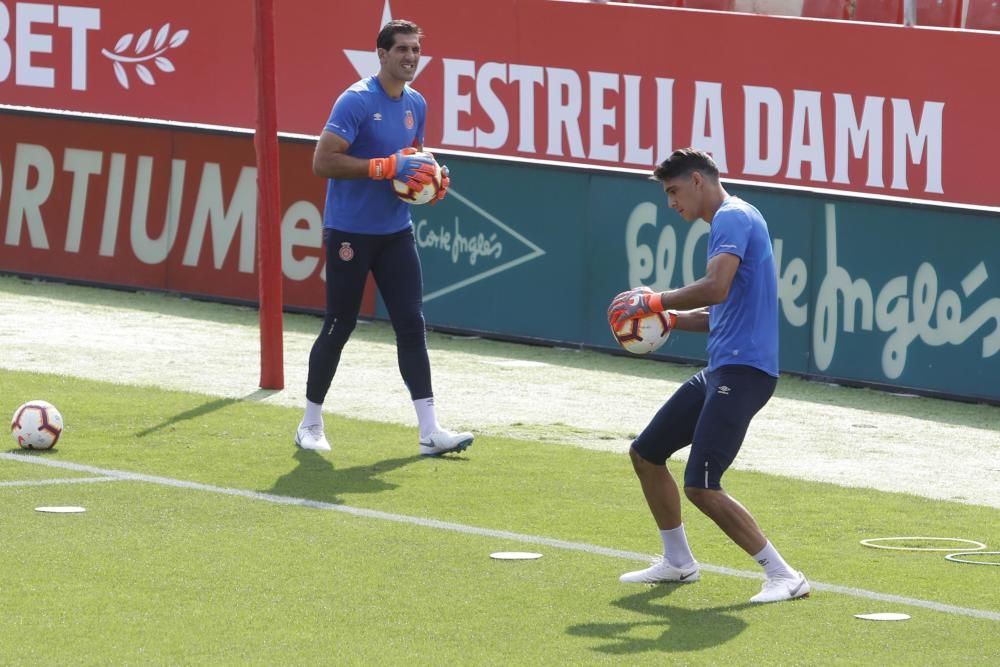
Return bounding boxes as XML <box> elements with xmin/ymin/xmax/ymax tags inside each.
<box><xmin>322</xmin><ymin>76</ymin><xmax>427</xmax><ymax>234</ymax></box>
<box><xmin>705</xmin><ymin>197</ymin><xmax>779</xmax><ymax>377</ymax></box>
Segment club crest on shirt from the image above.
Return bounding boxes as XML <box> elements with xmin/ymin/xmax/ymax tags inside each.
<box><xmin>404</xmin><ymin>110</ymin><xmax>414</xmax><ymax>129</ymax></box>
<box><xmin>338</xmin><ymin>242</ymin><xmax>354</xmax><ymax>261</ymax></box>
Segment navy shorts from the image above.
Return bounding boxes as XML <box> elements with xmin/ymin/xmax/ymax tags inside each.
<box><xmin>631</xmin><ymin>365</ymin><xmax>777</xmax><ymax>490</ymax></box>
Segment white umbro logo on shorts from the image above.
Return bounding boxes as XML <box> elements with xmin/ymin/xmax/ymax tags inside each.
<box><xmin>373</xmin><ymin>112</ymin><xmax>383</xmax><ymax>121</ymax></box>
<box><xmin>717</xmin><ymin>385</ymin><xmax>731</xmax><ymax>395</ymax></box>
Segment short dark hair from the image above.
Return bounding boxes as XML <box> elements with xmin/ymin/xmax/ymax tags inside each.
<box><xmin>376</xmin><ymin>19</ymin><xmax>423</xmax><ymax>51</ymax></box>
<box><xmin>652</xmin><ymin>149</ymin><xmax>720</xmax><ymax>183</ymax></box>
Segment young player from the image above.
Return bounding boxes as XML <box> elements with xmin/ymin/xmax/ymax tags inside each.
<box><xmin>609</xmin><ymin>149</ymin><xmax>809</xmax><ymax>603</ymax></box>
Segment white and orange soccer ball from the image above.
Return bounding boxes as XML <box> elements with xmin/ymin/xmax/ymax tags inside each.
<box><xmin>11</xmin><ymin>400</ymin><xmax>64</xmax><ymax>450</ymax></box>
<box><xmin>392</xmin><ymin>151</ymin><xmax>443</xmax><ymax>205</ymax></box>
<box><xmin>611</xmin><ymin>312</ymin><xmax>673</xmax><ymax>355</ymax></box>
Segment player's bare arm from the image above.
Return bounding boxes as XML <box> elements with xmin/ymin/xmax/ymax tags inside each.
<box><xmin>608</xmin><ymin>252</ymin><xmax>740</xmax><ymax>329</ymax></box>
<box><xmin>672</xmin><ymin>307</ymin><xmax>710</xmax><ymax>333</ymax></box>
<box><xmin>312</xmin><ymin>130</ymin><xmax>368</xmax><ymax>179</ymax></box>
<box><xmin>659</xmin><ymin>252</ymin><xmax>741</xmax><ymax>311</ymax></box>
<box><xmin>313</xmin><ymin>131</ymin><xmax>435</xmax><ymax>190</ymax></box>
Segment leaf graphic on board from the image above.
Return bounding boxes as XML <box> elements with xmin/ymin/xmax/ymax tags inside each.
<box><xmin>169</xmin><ymin>30</ymin><xmax>189</xmax><ymax>48</ymax></box>
<box><xmin>136</xmin><ymin>64</ymin><xmax>155</xmax><ymax>85</ymax></box>
<box><xmin>103</xmin><ymin>24</ymin><xmax>190</xmax><ymax>90</ymax></box>
<box><xmin>113</xmin><ymin>61</ymin><xmax>129</xmax><ymax>89</ymax></box>
<box><xmin>154</xmin><ymin>56</ymin><xmax>175</xmax><ymax>73</ymax></box>
<box><xmin>135</xmin><ymin>28</ymin><xmax>152</xmax><ymax>54</ymax></box>
<box><xmin>114</xmin><ymin>33</ymin><xmax>133</xmax><ymax>53</ymax></box>
<box><xmin>154</xmin><ymin>23</ymin><xmax>170</xmax><ymax>50</ymax></box>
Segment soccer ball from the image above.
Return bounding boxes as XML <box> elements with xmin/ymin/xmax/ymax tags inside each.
<box><xmin>393</xmin><ymin>152</ymin><xmax>442</xmax><ymax>205</ymax></box>
<box><xmin>11</xmin><ymin>400</ymin><xmax>64</xmax><ymax>450</ymax></box>
<box><xmin>611</xmin><ymin>312</ymin><xmax>673</xmax><ymax>355</ymax></box>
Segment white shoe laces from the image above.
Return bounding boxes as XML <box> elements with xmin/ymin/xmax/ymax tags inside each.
<box><xmin>301</xmin><ymin>424</ymin><xmax>324</xmax><ymax>438</ymax></box>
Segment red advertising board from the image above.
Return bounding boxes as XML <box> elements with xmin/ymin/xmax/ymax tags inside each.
<box><xmin>1</xmin><ymin>0</ymin><xmax>999</xmax><ymax>206</ymax></box>
<box><xmin>0</xmin><ymin>111</ymin><xmax>339</xmax><ymax>312</ymax></box>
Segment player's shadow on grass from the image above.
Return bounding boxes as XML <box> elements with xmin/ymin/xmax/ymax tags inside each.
<box><xmin>134</xmin><ymin>397</ymin><xmax>240</xmax><ymax>438</ymax></box>
<box><xmin>133</xmin><ymin>389</ymin><xmax>276</xmax><ymax>438</ymax></box>
<box><xmin>566</xmin><ymin>584</ymin><xmax>753</xmax><ymax>654</ymax></box>
<box><xmin>266</xmin><ymin>448</ymin><xmax>424</xmax><ymax>505</ymax></box>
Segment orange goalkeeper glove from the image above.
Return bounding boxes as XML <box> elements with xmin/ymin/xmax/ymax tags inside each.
<box><xmin>607</xmin><ymin>286</ymin><xmax>666</xmax><ymax>330</ymax></box>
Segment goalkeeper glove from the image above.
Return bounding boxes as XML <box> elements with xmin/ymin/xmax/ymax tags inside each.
<box><xmin>368</xmin><ymin>148</ymin><xmax>437</xmax><ymax>190</ymax></box>
<box><xmin>607</xmin><ymin>286</ymin><xmax>666</xmax><ymax>330</ymax></box>
<box><xmin>431</xmin><ymin>165</ymin><xmax>450</xmax><ymax>204</ymax></box>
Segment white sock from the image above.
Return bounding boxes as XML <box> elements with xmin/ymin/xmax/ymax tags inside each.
<box><xmin>302</xmin><ymin>399</ymin><xmax>324</xmax><ymax>428</ymax></box>
<box><xmin>413</xmin><ymin>397</ymin><xmax>442</xmax><ymax>439</ymax></box>
<box><xmin>660</xmin><ymin>525</ymin><xmax>696</xmax><ymax>568</ymax></box>
<box><xmin>752</xmin><ymin>541</ymin><xmax>795</xmax><ymax>579</ymax></box>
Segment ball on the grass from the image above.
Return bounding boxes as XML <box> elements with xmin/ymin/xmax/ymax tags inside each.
<box><xmin>11</xmin><ymin>400</ymin><xmax>64</xmax><ymax>450</ymax></box>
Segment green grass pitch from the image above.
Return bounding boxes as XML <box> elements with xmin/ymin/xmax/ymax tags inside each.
<box><xmin>1</xmin><ymin>367</ymin><xmax>998</xmax><ymax>665</ymax></box>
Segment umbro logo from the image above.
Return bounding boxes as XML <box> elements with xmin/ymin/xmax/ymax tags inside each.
<box><xmin>373</xmin><ymin>112</ymin><xmax>383</xmax><ymax>121</ymax></box>
<box><xmin>717</xmin><ymin>385</ymin><xmax>731</xmax><ymax>396</ymax></box>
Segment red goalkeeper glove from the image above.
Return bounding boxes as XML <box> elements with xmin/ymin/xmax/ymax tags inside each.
<box><xmin>431</xmin><ymin>164</ymin><xmax>450</xmax><ymax>204</ymax></box>
<box><xmin>607</xmin><ymin>286</ymin><xmax>666</xmax><ymax>330</ymax></box>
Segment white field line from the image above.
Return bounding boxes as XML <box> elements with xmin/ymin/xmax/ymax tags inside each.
<box><xmin>3</xmin><ymin>452</ymin><xmax>997</xmax><ymax>622</ymax></box>
<box><xmin>0</xmin><ymin>476</ymin><xmax>119</xmax><ymax>488</ymax></box>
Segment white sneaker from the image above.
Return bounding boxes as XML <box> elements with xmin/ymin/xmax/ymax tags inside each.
<box><xmin>750</xmin><ymin>571</ymin><xmax>810</xmax><ymax>603</ymax></box>
<box><xmin>619</xmin><ymin>557</ymin><xmax>701</xmax><ymax>584</ymax></box>
<box><xmin>419</xmin><ymin>429</ymin><xmax>474</xmax><ymax>457</ymax></box>
<box><xmin>294</xmin><ymin>423</ymin><xmax>331</xmax><ymax>452</ymax></box>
